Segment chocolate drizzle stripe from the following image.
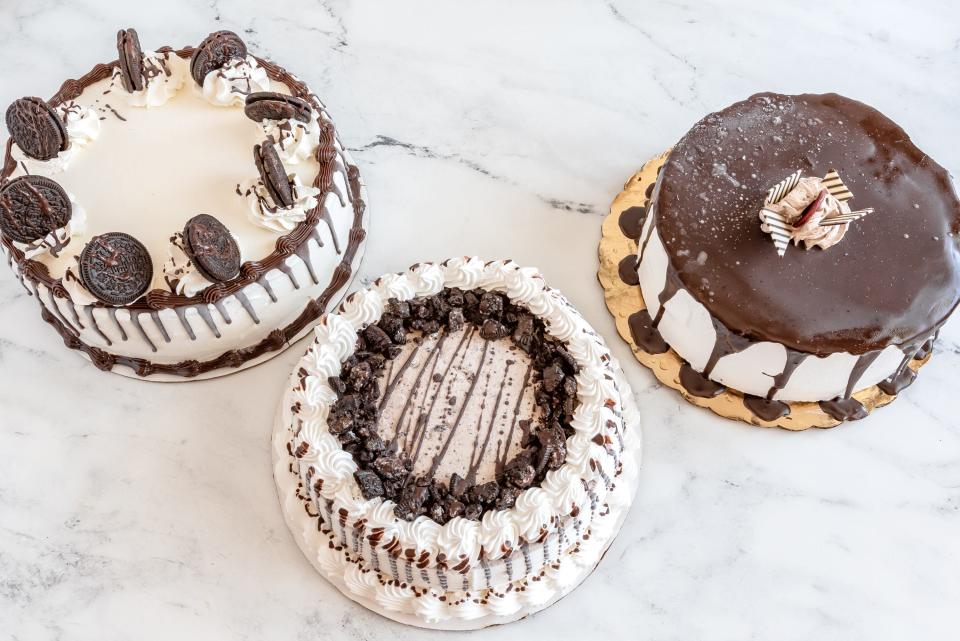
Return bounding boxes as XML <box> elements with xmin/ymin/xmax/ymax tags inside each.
<box><xmin>233</xmin><ymin>290</ymin><xmax>260</xmax><ymax>324</ymax></box>
<box><xmin>428</xmin><ymin>337</ymin><xmax>491</xmax><ymax>476</ymax></box>
<box><xmin>83</xmin><ymin>306</ymin><xmax>111</xmax><ymax>346</ymax></box>
<box><xmin>843</xmin><ymin>350</ymin><xmax>882</xmax><ymax>399</ymax></box>
<box><xmin>388</xmin><ymin>329</ymin><xmax>451</xmax><ymax>455</ymax></box>
<box><xmin>465</xmin><ymin>368</ymin><xmax>500</xmax><ymax>486</ymax></box>
<box><xmin>173</xmin><ymin>307</ymin><xmax>196</xmax><ymax>340</ymax></box>
<box><xmin>496</xmin><ymin>362</ymin><xmax>533</xmax><ymax>475</ymax></box>
<box><xmin>405</xmin><ymin>328</ymin><xmax>472</xmax><ymax>462</ymax></box>
<box><xmin>194</xmin><ymin>304</ymin><xmax>221</xmax><ymax>338</ymax></box>
<box><xmin>130</xmin><ymin>312</ymin><xmax>157</xmax><ymax>352</ymax></box>
<box><xmin>106</xmin><ymin>307</ymin><xmax>127</xmax><ymax>341</ymax></box>
<box><xmin>150</xmin><ymin>311</ymin><xmax>171</xmax><ymax>343</ymax></box>
<box><xmin>45</xmin><ymin>288</ymin><xmax>79</xmax><ymax>337</ymax></box>
<box><xmin>766</xmin><ymin>349</ymin><xmax>809</xmax><ymax>400</ymax></box>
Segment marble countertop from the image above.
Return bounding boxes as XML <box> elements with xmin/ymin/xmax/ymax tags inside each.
<box><xmin>1</xmin><ymin>1</ymin><xmax>958</xmax><ymax>639</ymax></box>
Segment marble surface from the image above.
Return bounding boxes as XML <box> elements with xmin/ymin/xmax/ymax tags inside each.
<box><xmin>1</xmin><ymin>1</ymin><xmax>958</xmax><ymax>639</ymax></box>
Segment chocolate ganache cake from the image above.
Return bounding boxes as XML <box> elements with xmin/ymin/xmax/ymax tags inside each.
<box><xmin>631</xmin><ymin>93</ymin><xmax>960</xmax><ymax>422</ymax></box>
<box><xmin>0</xmin><ymin>29</ymin><xmax>367</xmax><ymax>380</ymax></box>
<box><xmin>273</xmin><ymin>259</ymin><xmax>641</xmax><ymax>629</ymax></box>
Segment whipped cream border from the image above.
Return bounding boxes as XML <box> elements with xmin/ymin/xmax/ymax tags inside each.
<box><xmin>282</xmin><ymin>258</ymin><xmax>637</xmax><ymax>566</ymax></box>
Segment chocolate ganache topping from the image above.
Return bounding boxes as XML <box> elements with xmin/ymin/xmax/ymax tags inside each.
<box><xmin>650</xmin><ymin>93</ymin><xmax>960</xmax><ymax>355</ymax></box>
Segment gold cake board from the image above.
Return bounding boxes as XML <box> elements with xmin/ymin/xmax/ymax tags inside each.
<box><xmin>597</xmin><ymin>151</ymin><xmax>929</xmax><ymax>430</ymax></box>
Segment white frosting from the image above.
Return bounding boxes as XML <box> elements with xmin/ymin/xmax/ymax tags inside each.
<box><xmin>11</xmin><ymin>102</ymin><xmax>101</xmax><ymax>174</ymax></box>
<box><xmin>110</xmin><ymin>50</ymin><xmax>185</xmax><ymax>107</ymax></box>
<box><xmin>242</xmin><ymin>174</ymin><xmax>321</xmax><ymax>233</ymax></box>
<box><xmin>161</xmin><ymin>232</ymin><xmax>213</xmax><ymax>297</ymax></box>
<box><xmin>260</xmin><ymin>114</ymin><xmax>322</xmax><ymax>164</ymax></box>
<box><xmin>200</xmin><ymin>56</ymin><xmax>269</xmax><ymax>106</ymax></box>
<box><xmin>637</xmin><ymin>207</ymin><xmax>907</xmax><ymax>401</ymax></box>
<box><xmin>284</xmin><ymin>259</ymin><xmax>639</xmax><ymax>607</ymax></box>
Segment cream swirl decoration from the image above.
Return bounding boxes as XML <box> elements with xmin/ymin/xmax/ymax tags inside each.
<box><xmin>242</xmin><ymin>174</ymin><xmax>321</xmax><ymax>233</ymax></box>
<box><xmin>12</xmin><ymin>103</ymin><xmax>101</xmax><ymax>174</ymax></box>
<box><xmin>161</xmin><ymin>232</ymin><xmax>212</xmax><ymax>297</ymax></box>
<box><xmin>200</xmin><ymin>55</ymin><xmax>270</xmax><ymax>106</ymax></box>
<box><xmin>260</xmin><ymin>114</ymin><xmax>321</xmax><ymax>164</ymax></box>
<box><xmin>760</xmin><ymin>169</ymin><xmax>873</xmax><ymax>256</ymax></box>
<box><xmin>110</xmin><ymin>50</ymin><xmax>185</xmax><ymax>107</ymax></box>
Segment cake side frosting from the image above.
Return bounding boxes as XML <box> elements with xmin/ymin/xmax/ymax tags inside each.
<box><xmin>280</xmin><ymin>259</ymin><xmax>637</xmax><ymax>597</ymax></box>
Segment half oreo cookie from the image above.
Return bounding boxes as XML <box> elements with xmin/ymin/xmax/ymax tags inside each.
<box><xmin>5</xmin><ymin>97</ymin><xmax>68</xmax><ymax>161</ymax></box>
<box><xmin>253</xmin><ymin>138</ymin><xmax>294</xmax><ymax>208</ymax></box>
<box><xmin>116</xmin><ymin>27</ymin><xmax>145</xmax><ymax>92</ymax></box>
<box><xmin>244</xmin><ymin>92</ymin><xmax>313</xmax><ymax>124</ymax></box>
<box><xmin>190</xmin><ymin>30</ymin><xmax>247</xmax><ymax>86</ymax></box>
<box><xmin>182</xmin><ymin>214</ymin><xmax>241</xmax><ymax>283</ymax></box>
<box><xmin>0</xmin><ymin>175</ymin><xmax>72</xmax><ymax>244</ymax></box>
<box><xmin>79</xmin><ymin>232</ymin><xmax>154</xmax><ymax>306</ymax></box>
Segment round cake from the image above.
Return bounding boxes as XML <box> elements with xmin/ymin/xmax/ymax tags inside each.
<box><xmin>632</xmin><ymin>93</ymin><xmax>960</xmax><ymax>422</ymax></box>
<box><xmin>0</xmin><ymin>28</ymin><xmax>368</xmax><ymax>380</ymax></box>
<box><xmin>273</xmin><ymin>258</ymin><xmax>641</xmax><ymax>629</ymax></box>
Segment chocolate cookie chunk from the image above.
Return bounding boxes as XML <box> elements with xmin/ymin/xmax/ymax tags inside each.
<box><xmin>0</xmin><ymin>175</ymin><xmax>72</xmax><ymax>243</ymax></box>
<box><xmin>5</xmin><ymin>97</ymin><xmax>68</xmax><ymax>161</ymax></box>
<box><xmin>253</xmin><ymin>138</ymin><xmax>294</xmax><ymax>207</ymax></box>
<box><xmin>116</xmin><ymin>28</ymin><xmax>145</xmax><ymax>92</ymax></box>
<box><xmin>183</xmin><ymin>214</ymin><xmax>241</xmax><ymax>283</ymax></box>
<box><xmin>189</xmin><ymin>30</ymin><xmax>247</xmax><ymax>86</ymax></box>
<box><xmin>79</xmin><ymin>232</ymin><xmax>153</xmax><ymax>306</ymax></box>
<box><xmin>244</xmin><ymin>92</ymin><xmax>313</xmax><ymax>123</ymax></box>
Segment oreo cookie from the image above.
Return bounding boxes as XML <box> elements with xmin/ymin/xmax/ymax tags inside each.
<box><xmin>0</xmin><ymin>175</ymin><xmax>72</xmax><ymax>243</ymax></box>
<box><xmin>244</xmin><ymin>92</ymin><xmax>313</xmax><ymax>124</ymax></box>
<box><xmin>253</xmin><ymin>138</ymin><xmax>294</xmax><ymax>208</ymax></box>
<box><xmin>116</xmin><ymin>28</ymin><xmax>145</xmax><ymax>92</ymax></box>
<box><xmin>190</xmin><ymin>30</ymin><xmax>247</xmax><ymax>86</ymax></box>
<box><xmin>5</xmin><ymin>97</ymin><xmax>68</xmax><ymax>161</ymax></box>
<box><xmin>183</xmin><ymin>214</ymin><xmax>241</xmax><ymax>283</ymax></box>
<box><xmin>79</xmin><ymin>233</ymin><xmax>153</xmax><ymax>306</ymax></box>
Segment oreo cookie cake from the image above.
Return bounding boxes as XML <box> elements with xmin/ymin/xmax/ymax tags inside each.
<box><xmin>0</xmin><ymin>28</ymin><xmax>367</xmax><ymax>379</ymax></box>
<box><xmin>273</xmin><ymin>259</ymin><xmax>641</xmax><ymax>629</ymax></box>
<box><xmin>628</xmin><ymin>93</ymin><xmax>960</xmax><ymax>423</ymax></box>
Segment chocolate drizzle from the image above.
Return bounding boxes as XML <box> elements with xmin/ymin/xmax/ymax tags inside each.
<box><xmin>627</xmin><ymin>309</ymin><xmax>668</xmax><ymax>355</ymax></box>
<box><xmin>0</xmin><ymin>46</ymin><xmax>368</xmax><ymax>377</ymax></box>
<box><xmin>818</xmin><ymin>397</ymin><xmax>868</xmax><ymax>422</ymax></box>
<box><xmin>678</xmin><ymin>319</ymin><xmax>754</xmax><ymax>399</ymax></box>
<box><xmin>678</xmin><ymin>364</ymin><xmax>725</xmax><ymax>398</ymax></box>
<box><xmin>818</xmin><ymin>351</ymin><xmax>882</xmax><ymax>421</ymax></box>
<box><xmin>617</xmin><ymin>205</ymin><xmax>647</xmax><ymax>241</ymax></box>
<box><xmin>617</xmin><ymin>255</ymin><xmax>639</xmax><ymax>286</ymax></box>
<box><xmin>742</xmin><ymin>395</ymin><xmax>790</xmax><ymax>422</ymax></box>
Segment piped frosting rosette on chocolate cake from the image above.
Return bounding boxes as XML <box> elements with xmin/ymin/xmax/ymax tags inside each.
<box><xmin>273</xmin><ymin>259</ymin><xmax>641</xmax><ymax>629</ymax></box>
